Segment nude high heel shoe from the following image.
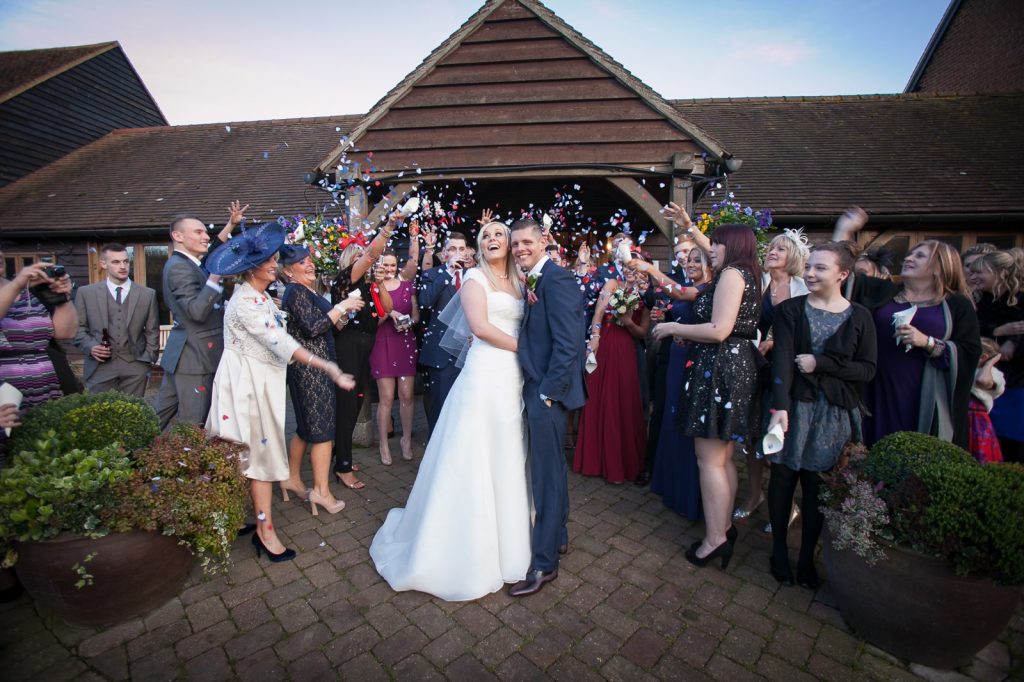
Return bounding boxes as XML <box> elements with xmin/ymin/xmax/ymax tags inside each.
<box><xmin>280</xmin><ymin>481</ymin><xmax>309</xmax><ymax>503</ymax></box>
<box><xmin>308</xmin><ymin>489</ymin><xmax>346</xmax><ymax>516</ymax></box>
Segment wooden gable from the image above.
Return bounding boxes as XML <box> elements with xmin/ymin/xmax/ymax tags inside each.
<box><xmin>318</xmin><ymin>0</ymin><xmax>726</xmax><ymax>178</ymax></box>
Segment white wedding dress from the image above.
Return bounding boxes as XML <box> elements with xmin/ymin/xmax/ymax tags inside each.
<box><xmin>369</xmin><ymin>269</ymin><xmax>531</xmax><ymax>601</ymax></box>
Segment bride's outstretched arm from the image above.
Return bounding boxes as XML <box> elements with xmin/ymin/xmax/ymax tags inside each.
<box><xmin>462</xmin><ymin>279</ymin><xmax>518</xmax><ymax>352</ymax></box>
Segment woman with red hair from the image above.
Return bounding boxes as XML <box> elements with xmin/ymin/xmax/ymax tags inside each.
<box><xmin>653</xmin><ymin>224</ymin><xmax>762</xmax><ymax>570</ymax></box>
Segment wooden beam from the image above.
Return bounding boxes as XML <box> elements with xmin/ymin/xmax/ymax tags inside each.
<box><xmin>360</xmin><ymin>182</ymin><xmax>419</xmax><ymax>231</ymax></box>
<box><xmin>605</xmin><ymin>176</ymin><xmax>672</xmax><ymax>238</ymax></box>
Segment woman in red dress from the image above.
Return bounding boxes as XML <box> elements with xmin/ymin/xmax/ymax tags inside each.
<box><xmin>574</xmin><ymin>255</ymin><xmax>651</xmax><ymax>483</ymax></box>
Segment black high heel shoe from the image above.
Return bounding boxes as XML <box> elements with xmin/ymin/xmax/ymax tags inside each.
<box><xmin>251</xmin><ymin>533</ymin><xmax>296</xmax><ymax>563</ymax></box>
<box><xmin>796</xmin><ymin>563</ymin><xmax>820</xmax><ymax>590</ymax></box>
<box><xmin>685</xmin><ymin>540</ymin><xmax>734</xmax><ymax>570</ymax></box>
<box><xmin>690</xmin><ymin>527</ymin><xmax>738</xmax><ymax>554</ymax></box>
<box><xmin>770</xmin><ymin>555</ymin><xmax>795</xmax><ymax>586</ymax></box>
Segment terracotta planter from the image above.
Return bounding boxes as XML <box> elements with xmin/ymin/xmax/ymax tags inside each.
<box><xmin>823</xmin><ymin>531</ymin><xmax>1020</xmax><ymax>668</ymax></box>
<box><xmin>15</xmin><ymin>530</ymin><xmax>192</xmax><ymax>627</ymax></box>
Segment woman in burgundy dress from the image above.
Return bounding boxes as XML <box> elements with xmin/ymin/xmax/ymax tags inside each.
<box><xmin>370</xmin><ymin>237</ymin><xmax>421</xmax><ymax>465</ymax></box>
<box><xmin>864</xmin><ymin>241</ymin><xmax>981</xmax><ymax>449</ymax></box>
<box><xmin>574</xmin><ymin>256</ymin><xmax>650</xmax><ymax>483</ymax></box>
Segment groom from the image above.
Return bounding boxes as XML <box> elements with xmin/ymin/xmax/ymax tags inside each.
<box><xmin>509</xmin><ymin>218</ymin><xmax>587</xmax><ymax>597</ymax></box>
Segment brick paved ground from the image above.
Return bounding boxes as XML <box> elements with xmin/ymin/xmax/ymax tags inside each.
<box><xmin>2</xmin><ymin>397</ymin><xmax>1021</xmax><ymax>681</ymax></box>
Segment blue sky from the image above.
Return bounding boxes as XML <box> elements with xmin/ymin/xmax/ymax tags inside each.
<box><xmin>0</xmin><ymin>0</ymin><xmax>949</xmax><ymax>125</ymax></box>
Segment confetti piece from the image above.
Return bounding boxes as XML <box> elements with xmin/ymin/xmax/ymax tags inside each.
<box><xmin>257</xmin><ymin>511</ymin><xmax>267</xmax><ymax>521</ymax></box>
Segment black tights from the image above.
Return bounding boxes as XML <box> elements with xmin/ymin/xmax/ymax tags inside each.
<box><xmin>768</xmin><ymin>463</ymin><xmax>825</xmax><ymax>571</ymax></box>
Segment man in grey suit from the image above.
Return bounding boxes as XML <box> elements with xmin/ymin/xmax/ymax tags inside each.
<box><xmin>74</xmin><ymin>243</ymin><xmax>160</xmax><ymax>396</ymax></box>
<box><xmin>154</xmin><ymin>215</ymin><xmax>226</xmax><ymax>429</ymax></box>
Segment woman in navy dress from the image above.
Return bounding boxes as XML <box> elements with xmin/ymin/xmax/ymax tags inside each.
<box><xmin>651</xmin><ymin>247</ymin><xmax>711</xmax><ymax>520</ymax></box>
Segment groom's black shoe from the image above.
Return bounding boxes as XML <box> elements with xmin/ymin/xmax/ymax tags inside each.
<box><xmin>508</xmin><ymin>569</ymin><xmax>558</xmax><ymax>597</ymax></box>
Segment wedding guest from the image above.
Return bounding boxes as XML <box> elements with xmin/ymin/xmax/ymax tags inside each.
<box><xmin>864</xmin><ymin>241</ymin><xmax>981</xmax><ymax>450</ymax></box>
<box><xmin>205</xmin><ymin>223</ymin><xmax>355</xmax><ymax>561</ymax></box>
<box><xmin>961</xmin><ymin>242</ymin><xmax>998</xmax><ymax>286</ymax></box>
<box><xmin>626</xmin><ymin>238</ymin><xmax>701</xmax><ymax>485</ymax></box>
<box><xmin>765</xmin><ymin>243</ymin><xmax>876</xmax><ymax>589</ymax></box>
<box><xmin>968</xmin><ymin>338</ymin><xmax>1005</xmax><ymax>463</ymax></box>
<box><xmin>330</xmin><ymin>216</ymin><xmax>396</xmax><ymax>489</ymax></box>
<box><xmin>73</xmin><ymin>243</ymin><xmax>160</xmax><ymax>397</ymax></box>
<box><xmin>0</xmin><ymin>254</ymin><xmax>76</xmax><ymax>412</ymax></box>
<box><xmin>278</xmin><ymin>244</ymin><xmax>364</xmax><ymax>514</ymax></box>
<box><xmin>545</xmin><ymin>244</ymin><xmax>564</xmax><ymax>267</ymax></box>
<box><xmin>733</xmin><ymin>230</ymin><xmax>810</xmax><ymax>522</ymax></box>
<box><xmin>418</xmin><ymin>231</ymin><xmax>470</xmax><ymax>434</ymax></box>
<box><xmin>594</xmin><ymin>232</ymin><xmax>628</xmax><ymax>284</ymax></box>
<box><xmin>650</xmin><ymin>247</ymin><xmax>712</xmax><ymax>519</ymax></box>
<box><xmin>574</xmin><ymin>255</ymin><xmax>651</xmax><ymax>483</ymax></box>
<box><xmin>370</xmin><ymin>234</ymin><xmax>421</xmax><ymax>465</ymax></box>
<box><xmin>652</xmin><ymin>224</ymin><xmax>763</xmax><ymax>570</ymax></box>
<box><xmin>969</xmin><ymin>249</ymin><xmax>1024</xmax><ymax>461</ymax></box>
<box><xmin>855</xmin><ymin>247</ymin><xmax>893</xmax><ymax>280</ymax></box>
<box><xmin>154</xmin><ymin>214</ymin><xmax>226</xmax><ymax>429</ymax></box>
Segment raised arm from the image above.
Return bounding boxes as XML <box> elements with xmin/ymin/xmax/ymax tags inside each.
<box><xmin>216</xmin><ymin>199</ymin><xmax>249</xmax><ymax>244</ymax></box>
<box><xmin>400</xmin><ymin>220</ymin><xmax>421</xmax><ymax>281</ymax></box>
<box><xmin>351</xmin><ymin>212</ymin><xmax>399</xmax><ymax>282</ymax></box>
<box><xmin>665</xmin><ymin>202</ymin><xmax>710</xmax><ymax>254</ymax></box>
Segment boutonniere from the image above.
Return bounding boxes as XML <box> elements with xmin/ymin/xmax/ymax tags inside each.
<box><xmin>527</xmin><ymin>272</ymin><xmax>542</xmax><ymax>292</ymax></box>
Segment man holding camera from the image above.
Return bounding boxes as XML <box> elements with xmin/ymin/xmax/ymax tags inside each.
<box><xmin>74</xmin><ymin>243</ymin><xmax>159</xmax><ymax>397</ymax></box>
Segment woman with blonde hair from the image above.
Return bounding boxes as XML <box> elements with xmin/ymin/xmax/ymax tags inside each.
<box><xmin>969</xmin><ymin>249</ymin><xmax>1024</xmax><ymax>461</ymax></box>
<box><xmin>864</xmin><ymin>240</ymin><xmax>981</xmax><ymax>449</ymax></box>
<box><xmin>370</xmin><ymin>221</ymin><xmax>531</xmax><ymax>600</ymax></box>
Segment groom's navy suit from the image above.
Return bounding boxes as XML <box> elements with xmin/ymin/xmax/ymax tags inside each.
<box><xmin>418</xmin><ymin>264</ymin><xmax>462</xmax><ymax>434</ymax></box>
<box><xmin>518</xmin><ymin>257</ymin><xmax>587</xmax><ymax>573</ymax></box>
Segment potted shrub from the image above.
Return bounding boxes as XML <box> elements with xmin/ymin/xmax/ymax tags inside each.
<box><xmin>820</xmin><ymin>432</ymin><xmax>1023</xmax><ymax>669</ymax></box>
<box><xmin>0</xmin><ymin>393</ymin><xmax>249</xmax><ymax>627</ymax></box>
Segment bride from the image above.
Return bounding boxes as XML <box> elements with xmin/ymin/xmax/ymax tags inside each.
<box><xmin>369</xmin><ymin>220</ymin><xmax>530</xmax><ymax>601</ymax></box>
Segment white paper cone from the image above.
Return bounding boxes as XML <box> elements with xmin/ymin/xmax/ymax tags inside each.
<box><xmin>762</xmin><ymin>423</ymin><xmax>785</xmax><ymax>455</ymax></box>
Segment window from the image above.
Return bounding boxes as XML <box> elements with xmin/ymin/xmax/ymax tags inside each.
<box><xmin>2</xmin><ymin>252</ymin><xmax>55</xmax><ymax>278</ymax></box>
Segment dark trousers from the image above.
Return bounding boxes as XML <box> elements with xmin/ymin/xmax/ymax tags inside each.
<box><xmin>768</xmin><ymin>463</ymin><xmax>825</xmax><ymax>571</ymax></box>
<box><xmin>643</xmin><ymin>354</ymin><xmax>671</xmax><ymax>473</ymax></box>
<box><xmin>524</xmin><ymin>381</ymin><xmax>570</xmax><ymax>572</ymax></box>
<box><xmin>333</xmin><ymin>331</ymin><xmax>375</xmax><ymax>474</ymax></box>
<box><xmin>425</xmin><ymin>362</ymin><xmax>460</xmax><ymax>435</ymax></box>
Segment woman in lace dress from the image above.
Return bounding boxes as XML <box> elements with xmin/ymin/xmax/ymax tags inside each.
<box><xmin>278</xmin><ymin>245</ymin><xmax>365</xmax><ymax>515</ymax></box>
<box><xmin>369</xmin><ymin>221</ymin><xmax>530</xmax><ymax>601</ymax></box>
<box><xmin>205</xmin><ymin>224</ymin><xmax>355</xmax><ymax>562</ymax></box>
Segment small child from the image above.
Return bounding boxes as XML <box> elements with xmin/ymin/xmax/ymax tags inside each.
<box><xmin>968</xmin><ymin>338</ymin><xmax>1005</xmax><ymax>463</ymax></box>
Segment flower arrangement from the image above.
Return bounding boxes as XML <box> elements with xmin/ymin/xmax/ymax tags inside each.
<box><xmin>278</xmin><ymin>214</ymin><xmax>353</xmax><ymax>278</ymax></box>
<box><xmin>694</xmin><ymin>199</ymin><xmax>775</xmax><ymax>255</ymax></box>
<box><xmin>820</xmin><ymin>431</ymin><xmax>1024</xmax><ymax>584</ymax></box>
<box><xmin>608</xmin><ymin>287</ymin><xmax>641</xmax><ymax>325</ymax></box>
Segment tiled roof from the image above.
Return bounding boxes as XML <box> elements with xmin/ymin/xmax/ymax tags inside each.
<box><xmin>672</xmin><ymin>93</ymin><xmax>1024</xmax><ymax>218</ymax></box>
<box><xmin>906</xmin><ymin>0</ymin><xmax>1024</xmax><ymax>94</ymax></box>
<box><xmin>0</xmin><ymin>42</ymin><xmax>118</xmax><ymax>103</ymax></box>
<box><xmin>0</xmin><ymin>115</ymin><xmax>361</xmax><ymax>235</ymax></box>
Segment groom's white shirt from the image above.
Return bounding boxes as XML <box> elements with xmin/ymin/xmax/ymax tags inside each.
<box><xmin>526</xmin><ymin>255</ymin><xmax>551</xmax><ymax>402</ymax></box>
<box><xmin>527</xmin><ymin>255</ymin><xmax>549</xmax><ymax>280</ymax></box>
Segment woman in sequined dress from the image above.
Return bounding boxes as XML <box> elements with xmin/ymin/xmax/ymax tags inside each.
<box><xmin>652</xmin><ymin>224</ymin><xmax>762</xmax><ymax>570</ymax></box>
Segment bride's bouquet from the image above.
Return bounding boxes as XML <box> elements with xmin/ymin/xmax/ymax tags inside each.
<box><xmin>608</xmin><ymin>287</ymin><xmax>641</xmax><ymax>325</ymax></box>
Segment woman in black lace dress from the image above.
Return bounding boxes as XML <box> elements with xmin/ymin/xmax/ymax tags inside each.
<box><xmin>279</xmin><ymin>245</ymin><xmax>365</xmax><ymax>515</ymax></box>
<box><xmin>652</xmin><ymin>224</ymin><xmax>762</xmax><ymax>570</ymax></box>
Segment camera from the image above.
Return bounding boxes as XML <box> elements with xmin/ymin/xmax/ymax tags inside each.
<box><xmin>45</xmin><ymin>264</ymin><xmax>66</xmax><ymax>279</ymax></box>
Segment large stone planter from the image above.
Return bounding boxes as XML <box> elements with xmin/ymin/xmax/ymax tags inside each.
<box><xmin>823</xmin><ymin>531</ymin><xmax>1020</xmax><ymax>669</ymax></box>
<box><xmin>15</xmin><ymin>530</ymin><xmax>191</xmax><ymax>627</ymax></box>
